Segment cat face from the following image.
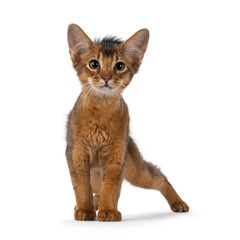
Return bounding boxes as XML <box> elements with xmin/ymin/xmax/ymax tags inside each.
<box><xmin>68</xmin><ymin>24</ymin><xmax>149</xmax><ymax>97</ymax></box>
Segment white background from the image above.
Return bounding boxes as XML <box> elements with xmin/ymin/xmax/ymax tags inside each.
<box><xmin>0</xmin><ymin>0</ymin><xmax>239</xmax><ymax>239</ymax></box>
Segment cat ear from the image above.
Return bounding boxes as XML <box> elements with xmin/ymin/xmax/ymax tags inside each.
<box><xmin>67</xmin><ymin>24</ymin><xmax>93</xmax><ymax>57</ymax></box>
<box><xmin>122</xmin><ymin>29</ymin><xmax>149</xmax><ymax>62</ymax></box>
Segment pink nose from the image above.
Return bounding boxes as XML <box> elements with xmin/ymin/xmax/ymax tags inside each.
<box><xmin>102</xmin><ymin>75</ymin><xmax>111</xmax><ymax>82</ymax></box>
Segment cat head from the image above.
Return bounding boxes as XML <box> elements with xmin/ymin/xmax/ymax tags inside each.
<box><xmin>67</xmin><ymin>24</ymin><xmax>149</xmax><ymax>97</ymax></box>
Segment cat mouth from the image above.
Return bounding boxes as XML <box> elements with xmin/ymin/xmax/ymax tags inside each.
<box><xmin>99</xmin><ymin>83</ymin><xmax>112</xmax><ymax>89</ymax></box>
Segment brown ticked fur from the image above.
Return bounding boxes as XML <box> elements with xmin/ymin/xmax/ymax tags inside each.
<box><xmin>66</xmin><ymin>24</ymin><xmax>189</xmax><ymax>221</ymax></box>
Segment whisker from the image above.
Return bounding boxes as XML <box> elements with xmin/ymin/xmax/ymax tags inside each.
<box><xmin>80</xmin><ymin>84</ymin><xmax>92</xmax><ymax>111</ymax></box>
<box><xmin>86</xmin><ymin>86</ymin><xmax>95</xmax><ymax>107</ymax></box>
<box><xmin>121</xmin><ymin>83</ymin><xmax>127</xmax><ymax>88</ymax></box>
<box><xmin>82</xmin><ymin>85</ymin><xmax>93</xmax><ymax>110</ymax></box>
<box><xmin>77</xmin><ymin>84</ymin><xmax>90</xmax><ymax>117</ymax></box>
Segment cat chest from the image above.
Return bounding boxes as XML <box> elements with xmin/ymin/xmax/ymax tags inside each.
<box><xmin>85</xmin><ymin>123</ymin><xmax>111</xmax><ymax>146</ymax></box>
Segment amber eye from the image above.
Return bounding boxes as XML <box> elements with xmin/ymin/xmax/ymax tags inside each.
<box><xmin>115</xmin><ymin>62</ymin><xmax>125</xmax><ymax>71</ymax></box>
<box><xmin>89</xmin><ymin>60</ymin><xmax>100</xmax><ymax>69</ymax></box>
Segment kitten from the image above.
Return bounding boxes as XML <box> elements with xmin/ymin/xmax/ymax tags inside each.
<box><xmin>66</xmin><ymin>24</ymin><xmax>189</xmax><ymax>221</ymax></box>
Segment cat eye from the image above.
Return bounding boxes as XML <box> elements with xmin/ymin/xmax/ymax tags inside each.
<box><xmin>89</xmin><ymin>59</ymin><xmax>100</xmax><ymax>69</ymax></box>
<box><xmin>115</xmin><ymin>62</ymin><xmax>125</xmax><ymax>71</ymax></box>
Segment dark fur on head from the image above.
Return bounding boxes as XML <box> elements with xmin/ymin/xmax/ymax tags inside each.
<box><xmin>94</xmin><ymin>36</ymin><xmax>123</xmax><ymax>50</ymax></box>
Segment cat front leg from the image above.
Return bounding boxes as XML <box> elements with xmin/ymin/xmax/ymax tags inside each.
<box><xmin>97</xmin><ymin>147</ymin><xmax>126</xmax><ymax>221</ymax></box>
<box><xmin>71</xmin><ymin>144</ymin><xmax>96</xmax><ymax>221</ymax></box>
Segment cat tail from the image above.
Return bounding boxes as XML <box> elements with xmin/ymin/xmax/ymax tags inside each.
<box><xmin>125</xmin><ymin>137</ymin><xmax>189</xmax><ymax>212</ymax></box>
<box><xmin>125</xmin><ymin>137</ymin><xmax>167</xmax><ymax>189</ymax></box>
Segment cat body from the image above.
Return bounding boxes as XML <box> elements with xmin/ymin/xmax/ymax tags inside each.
<box><xmin>66</xmin><ymin>24</ymin><xmax>189</xmax><ymax>221</ymax></box>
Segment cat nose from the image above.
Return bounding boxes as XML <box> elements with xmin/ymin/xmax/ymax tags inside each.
<box><xmin>102</xmin><ymin>75</ymin><xmax>111</xmax><ymax>82</ymax></box>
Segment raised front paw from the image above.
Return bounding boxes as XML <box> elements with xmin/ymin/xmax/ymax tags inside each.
<box><xmin>170</xmin><ymin>201</ymin><xmax>189</xmax><ymax>212</ymax></box>
<box><xmin>74</xmin><ymin>207</ymin><xmax>96</xmax><ymax>221</ymax></box>
<box><xmin>98</xmin><ymin>209</ymin><xmax>122</xmax><ymax>221</ymax></box>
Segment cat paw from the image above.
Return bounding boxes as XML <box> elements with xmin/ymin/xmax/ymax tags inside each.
<box><xmin>170</xmin><ymin>201</ymin><xmax>189</xmax><ymax>212</ymax></box>
<box><xmin>97</xmin><ymin>209</ymin><xmax>122</xmax><ymax>221</ymax></box>
<box><xmin>74</xmin><ymin>207</ymin><xmax>96</xmax><ymax>221</ymax></box>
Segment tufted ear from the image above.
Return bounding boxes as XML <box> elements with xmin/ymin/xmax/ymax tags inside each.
<box><xmin>67</xmin><ymin>24</ymin><xmax>93</xmax><ymax>57</ymax></box>
<box><xmin>122</xmin><ymin>28</ymin><xmax>149</xmax><ymax>62</ymax></box>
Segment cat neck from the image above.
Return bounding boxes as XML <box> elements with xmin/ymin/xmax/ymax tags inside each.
<box><xmin>77</xmin><ymin>88</ymin><xmax>125</xmax><ymax>118</ymax></box>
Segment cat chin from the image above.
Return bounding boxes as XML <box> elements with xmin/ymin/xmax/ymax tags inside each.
<box><xmin>93</xmin><ymin>86</ymin><xmax>120</xmax><ymax>98</ymax></box>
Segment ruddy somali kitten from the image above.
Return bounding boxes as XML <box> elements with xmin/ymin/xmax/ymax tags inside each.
<box><xmin>66</xmin><ymin>24</ymin><xmax>189</xmax><ymax>221</ymax></box>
